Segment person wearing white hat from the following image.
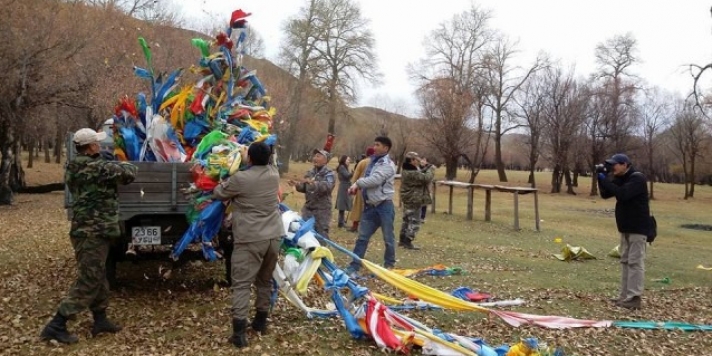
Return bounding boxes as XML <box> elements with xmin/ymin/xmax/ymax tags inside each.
<box><xmin>40</xmin><ymin>128</ymin><xmax>137</xmax><ymax>344</ymax></box>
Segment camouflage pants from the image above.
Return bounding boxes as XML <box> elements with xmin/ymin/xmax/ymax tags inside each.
<box><xmin>58</xmin><ymin>237</ymin><xmax>111</xmax><ymax>317</ymax></box>
<box><xmin>399</xmin><ymin>205</ymin><xmax>422</xmax><ymax>242</ymax></box>
<box><xmin>301</xmin><ymin>208</ymin><xmax>331</xmax><ymax>239</ymax></box>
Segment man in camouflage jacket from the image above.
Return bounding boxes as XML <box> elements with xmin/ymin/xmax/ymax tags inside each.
<box><xmin>40</xmin><ymin>128</ymin><xmax>137</xmax><ymax>344</ymax></box>
<box><xmin>289</xmin><ymin>149</ymin><xmax>335</xmax><ymax>239</ymax></box>
<box><xmin>399</xmin><ymin>152</ymin><xmax>434</xmax><ymax>250</ymax></box>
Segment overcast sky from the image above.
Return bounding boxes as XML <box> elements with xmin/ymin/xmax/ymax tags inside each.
<box><xmin>180</xmin><ymin>0</ymin><xmax>712</xmax><ymax>115</ymax></box>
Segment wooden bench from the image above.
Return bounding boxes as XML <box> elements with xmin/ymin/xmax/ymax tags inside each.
<box><xmin>432</xmin><ymin>180</ymin><xmax>540</xmax><ymax>231</ymax></box>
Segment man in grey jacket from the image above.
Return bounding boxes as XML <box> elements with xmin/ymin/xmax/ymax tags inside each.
<box><xmin>288</xmin><ymin>149</ymin><xmax>335</xmax><ymax>239</ymax></box>
<box><xmin>344</xmin><ymin>136</ymin><xmax>397</xmax><ymax>275</ymax></box>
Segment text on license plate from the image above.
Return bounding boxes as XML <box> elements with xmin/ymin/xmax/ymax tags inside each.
<box><xmin>131</xmin><ymin>226</ymin><xmax>161</xmax><ymax>245</ymax></box>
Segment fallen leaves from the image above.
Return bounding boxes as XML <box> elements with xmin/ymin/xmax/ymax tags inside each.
<box><xmin>1</xmin><ymin>189</ymin><xmax>711</xmax><ymax>355</ymax></box>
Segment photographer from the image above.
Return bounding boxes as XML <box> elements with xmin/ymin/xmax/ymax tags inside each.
<box><xmin>398</xmin><ymin>152</ymin><xmax>434</xmax><ymax>250</ymax></box>
<box><xmin>597</xmin><ymin>153</ymin><xmax>651</xmax><ymax>310</ymax></box>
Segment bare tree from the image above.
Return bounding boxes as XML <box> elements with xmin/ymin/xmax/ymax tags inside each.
<box><xmin>311</xmin><ymin>0</ymin><xmax>380</xmax><ymax>135</ymax></box>
<box><xmin>514</xmin><ymin>70</ymin><xmax>548</xmax><ymax>188</ymax></box>
<box><xmin>80</xmin><ymin>0</ymin><xmax>183</xmax><ymax>25</ymax></box>
<box><xmin>669</xmin><ymin>100</ymin><xmax>708</xmax><ymax>199</ymax></box>
<box><xmin>409</xmin><ymin>5</ymin><xmax>493</xmax><ymax>180</ymax></box>
<box><xmin>0</xmin><ymin>0</ymin><xmax>98</xmax><ymax>204</ymax></box>
<box><xmin>541</xmin><ymin>66</ymin><xmax>587</xmax><ymax>194</ymax></box>
<box><xmin>277</xmin><ymin>0</ymin><xmax>324</xmax><ymax>173</ymax></box>
<box><xmin>482</xmin><ymin>35</ymin><xmax>544</xmax><ymax>182</ymax></box>
<box><xmin>592</xmin><ymin>33</ymin><xmax>640</xmax><ymax>153</ymax></box>
<box><xmin>639</xmin><ymin>86</ymin><xmax>673</xmax><ymax>199</ymax></box>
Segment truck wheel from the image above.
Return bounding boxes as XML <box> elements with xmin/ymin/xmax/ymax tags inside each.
<box><xmin>106</xmin><ymin>242</ymin><xmax>126</xmax><ymax>290</ymax></box>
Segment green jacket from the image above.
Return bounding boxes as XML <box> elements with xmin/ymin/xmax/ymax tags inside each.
<box><xmin>399</xmin><ymin>165</ymin><xmax>434</xmax><ymax>207</ymax></box>
<box><xmin>66</xmin><ymin>154</ymin><xmax>137</xmax><ymax>239</ymax></box>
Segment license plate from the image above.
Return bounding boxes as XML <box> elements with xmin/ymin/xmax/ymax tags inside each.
<box><xmin>131</xmin><ymin>226</ymin><xmax>161</xmax><ymax>245</ymax></box>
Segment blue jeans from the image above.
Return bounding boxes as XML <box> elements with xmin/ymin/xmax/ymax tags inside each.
<box><xmin>349</xmin><ymin>200</ymin><xmax>396</xmax><ymax>271</ymax></box>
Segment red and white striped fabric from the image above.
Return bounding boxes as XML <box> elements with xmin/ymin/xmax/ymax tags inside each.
<box><xmin>490</xmin><ymin>310</ymin><xmax>613</xmax><ymax>328</ymax></box>
<box><xmin>365</xmin><ymin>295</ymin><xmax>416</xmax><ymax>353</ymax></box>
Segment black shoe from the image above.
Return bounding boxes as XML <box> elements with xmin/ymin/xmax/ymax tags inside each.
<box><xmin>251</xmin><ymin>310</ymin><xmax>269</xmax><ymax>334</ymax></box>
<box><xmin>402</xmin><ymin>242</ymin><xmax>421</xmax><ymax>250</ymax></box>
<box><xmin>40</xmin><ymin>312</ymin><xmax>79</xmax><ymax>344</ymax></box>
<box><xmin>618</xmin><ymin>296</ymin><xmax>641</xmax><ymax>310</ymax></box>
<box><xmin>229</xmin><ymin>318</ymin><xmax>248</xmax><ymax>348</ymax></box>
<box><xmin>91</xmin><ymin>310</ymin><xmax>122</xmax><ymax>337</ymax></box>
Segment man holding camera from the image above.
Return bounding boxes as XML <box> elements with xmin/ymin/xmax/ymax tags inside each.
<box><xmin>597</xmin><ymin>153</ymin><xmax>651</xmax><ymax>310</ymax></box>
<box><xmin>399</xmin><ymin>152</ymin><xmax>434</xmax><ymax>250</ymax></box>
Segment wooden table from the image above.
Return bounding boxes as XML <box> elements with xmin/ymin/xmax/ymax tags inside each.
<box><xmin>432</xmin><ymin>180</ymin><xmax>540</xmax><ymax>231</ymax></box>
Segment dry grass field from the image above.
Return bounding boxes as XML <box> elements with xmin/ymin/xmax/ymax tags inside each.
<box><xmin>0</xmin><ymin>159</ymin><xmax>710</xmax><ymax>355</ymax></box>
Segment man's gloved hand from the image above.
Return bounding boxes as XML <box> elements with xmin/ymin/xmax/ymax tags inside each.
<box><xmin>597</xmin><ymin>173</ymin><xmax>606</xmax><ymax>181</ymax></box>
<box><xmin>100</xmin><ymin>150</ymin><xmax>115</xmax><ymax>161</ymax></box>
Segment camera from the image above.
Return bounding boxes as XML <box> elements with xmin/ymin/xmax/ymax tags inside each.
<box><xmin>594</xmin><ymin>162</ymin><xmax>612</xmax><ymax>174</ymax></box>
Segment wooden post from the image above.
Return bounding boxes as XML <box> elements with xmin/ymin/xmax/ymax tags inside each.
<box><xmin>448</xmin><ymin>185</ymin><xmax>454</xmax><ymax>215</ymax></box>
<box><xmin>466</xmin><ymin>186</ymin><xmax>473</xmax><ymax>220</ymax></box>
<box><xmin>534</xmin><ymin>190</ymin><xmax>540</xmax><ymax>231</ymax></box>
<box><xmin>513</xmin><ymin>191</ymin><xmax>520</xmax><ymax>231</ymax></box>
<box><xmin>431</xmin><ymin>181</ymin><xmax>437</xmax><ymax>214</ymax></box>
<box><xmin>485</xmin><ymin>189</ymin><xmax>492</xmax><ymax>222</ymax></box>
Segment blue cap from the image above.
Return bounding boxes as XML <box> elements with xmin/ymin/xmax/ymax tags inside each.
<box><xmin>605</xmin><ymin>153</ymin><xmax>630</xmax><ymax>165</ymax></box>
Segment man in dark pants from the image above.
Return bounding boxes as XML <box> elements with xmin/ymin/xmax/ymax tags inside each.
<box><xmin>399</xmin><ymin>152</ymin><xmax>434</xmax><ymax>250</ymax></box>
<box><xmin>344</xmin><ymin>136</ymin><xmax>397</xmax><ymax>275</ymax></box>
<box><xmin>598</xmin><ymin>153</ymin><xmax>651</xmax><ymax>310</ymax></box>
<box><xmin>212</xmin><ymin>142</ymin><xmax>283</xmax><ymax>348</ymax></box>
<box><xmin>289</xmin><ymin>149</ymin><xmax>335</xmax><ymax>239</ymax></box>
<box><xmin>41</xmin><ymin>128</ymin><xmax>137</xmax><ymax>344</ymax></box>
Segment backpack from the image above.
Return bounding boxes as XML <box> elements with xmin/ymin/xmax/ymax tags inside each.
<box><xmin>631</xmin><ymin>172</ymin><xmax>657</xmax><ymax>244</ymax></box>
<box><xmin>647</xmin><ymin>215</ymin><xmax>657</xmax><ymax>244</ymax></box>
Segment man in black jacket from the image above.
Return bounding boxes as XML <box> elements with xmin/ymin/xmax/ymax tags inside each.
<box><xmin>598</xmin><ymin>153</ymin><xmax>651</xmax><ymax>310</ymax></box>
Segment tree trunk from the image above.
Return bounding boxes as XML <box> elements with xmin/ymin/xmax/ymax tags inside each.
<box><xmin>0</xmin><ymin>127</ymin><xmax>26</xmax><ymax>205</ymax></box>
<box><xmin>550</xmin><ymin>165</ymin><xmax>561</xmax><ymax>193</ymax></box>
<box><xmin>54</xmin><ymin>127</ymin><xmax>62</xmax><ymax>163</ymax></box>
<box><xmin>34</xmin><ymin>140</ymin><xmax>39</xmax><ymax>159</ymax></box>
<box><xmin>494</xmin><ymin>133</ymin><xmax>507</xmax><ymax>182</ymax></box>
<box><xmin>327</xmin><ymin>79</ymin><xmax>337</xmax><ymax>136</ymax></box>
<box><xmin>44</xmin><ymin>137</ymin><xmax>51</xmax><ymax>163</ymax></box>
<box><xmin>444</xmin><ymin>155</ymin><xmax>458</xmax><ymax>181</ymax></box>
<box><xmin>689</xmin><ymin>155</ymin><xmax>696</xmax><ymax>198</ymax></box>
<box><xmin>527</xmin><ymin>143</ymin><xmax>538</xmax><ymax>188</ymax></box>
<box><xmin>572</xmin><ymin>171</ymin><xmax>579</xmax><ymax>187</ymax></box>
<box><xmin>564</xmin><ymin>169</ymin><xmax>576</xmax><ymax>195</ymax></box>
<box><xmin>27</xmin><ymin>137</ymin><xmax>34</xmax><ymax>168</ymax></box>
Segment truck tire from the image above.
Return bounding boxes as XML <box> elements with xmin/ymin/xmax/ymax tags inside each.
<box><xmin>106</xmin><ymin>242</ymin><xmax>127</xmax><ymax>290</ymax></box>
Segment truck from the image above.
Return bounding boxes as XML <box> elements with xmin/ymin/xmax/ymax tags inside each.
<box><xmin>64</xmin><ymin>129</ymin><xmax>232</xmax><ymax>288</ymax></box>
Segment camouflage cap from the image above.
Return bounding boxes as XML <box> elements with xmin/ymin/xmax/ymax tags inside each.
<box><xmin>313</xmin><ymin>148</ymin><xmax>332</xmax><ymax>160</ymax></box>
<box><xmin>405</xmin><ymin>151</ymin><xmax>420</xmax><ymax>159</ymax></box>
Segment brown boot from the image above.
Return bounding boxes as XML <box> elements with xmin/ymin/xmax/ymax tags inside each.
<box><xmin>618</xmin><ymin>296</ymin><xmax>641</xmax><ymax>310</ymax></box>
